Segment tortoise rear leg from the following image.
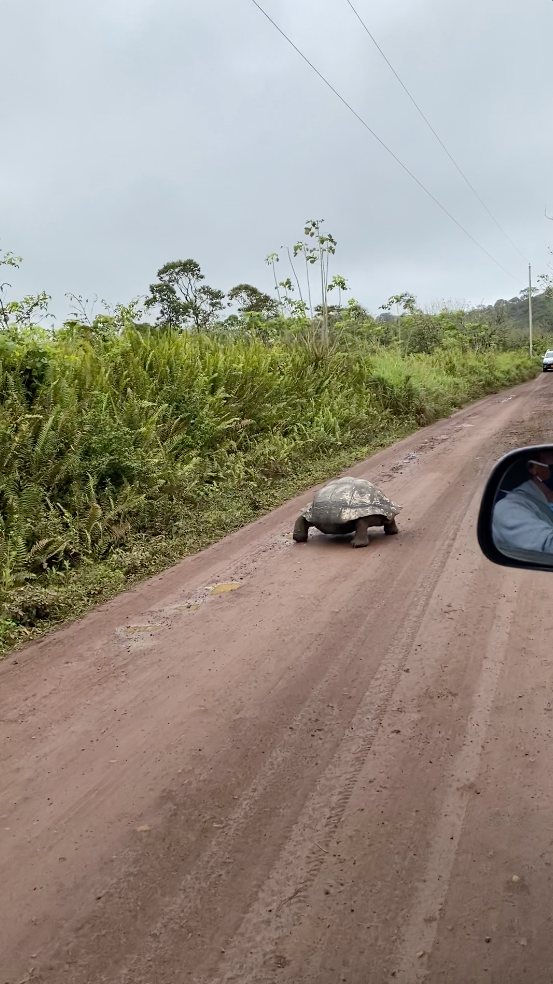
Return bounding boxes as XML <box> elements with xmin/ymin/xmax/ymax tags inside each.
<box><xmin>384</xmin><ymin>518</ymin><xmax>399</xmax><ymax>535</ymax></box>
<box><xmin>293</xmin><ymin>516</ymin><xmax>311</xmax><ymax>543</ymax></box>
<box><xmin>352</xmin><ymin>517</ymin><xmax>371</xmax><ymax>548</ymax></box>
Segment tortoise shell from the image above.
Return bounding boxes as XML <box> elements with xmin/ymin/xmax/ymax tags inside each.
<box><xmin>302</xmin><ymin>477</ymin><xmax>400</xmax><ymax>534</ymax></box>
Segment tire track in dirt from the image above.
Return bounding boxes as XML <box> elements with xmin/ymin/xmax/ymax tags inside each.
<box><xmin>1</xmin><ymin>376</ymin><xmax>546</xmax><ymax>984</ymax></box>
<box><xmin>208</xmin><ymin>481</ymin><xmax>499</xmax><ymax>984</ymax></box>
<box><xmin>38</xmin><ymin>425</ymin><xmax>502</xmax><ymax>984</ymax></box>
<box><xmin>392</xmin><ymin>575</ymin><xmax>519</xmax><ymax>983</ymax></box>
<box><xmin>113</xmin><ymin>450</ymin><xmax>516</xmax><ymax>984</ymax></box>
<box><xmin>46</xmin><ymin>472</ymin><xmax>476</xmax><ymax>984</ymax></box>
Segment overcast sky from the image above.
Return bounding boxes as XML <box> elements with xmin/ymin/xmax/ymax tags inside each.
<box><xmin>1</xmin><ymin>0</ymin><xmax>552</xmax><ymax>321</ymax></box>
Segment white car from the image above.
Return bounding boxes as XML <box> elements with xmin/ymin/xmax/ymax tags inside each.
<box><xmin>543</xmin><ymin>351</ymin><xmax>553</xmax><ymax>372</ymax></box>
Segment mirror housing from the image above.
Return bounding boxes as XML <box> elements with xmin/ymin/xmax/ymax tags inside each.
<box><xmin>478</xmin><ymin>445</ymin><xmax>553</xmax><ymax>571</ymax></box>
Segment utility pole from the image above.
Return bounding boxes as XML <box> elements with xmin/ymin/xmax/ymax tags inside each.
<box><xmin>528</xmin><ymin>263</ymin><xmax>533</xmax><ymax>358</ymax></box>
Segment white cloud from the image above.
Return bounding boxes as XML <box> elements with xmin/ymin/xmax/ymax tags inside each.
<box><xmin>0</xmin><ymin>0</ymin><xmax>552</xmax><ymax>316</ymax></box>
<box><xmin>93</xmin><ymin>0</ymin><xmax>158</xmax><ymax>28</ymax></box>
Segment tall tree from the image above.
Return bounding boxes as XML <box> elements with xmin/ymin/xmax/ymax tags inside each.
<box><xmin>145</xmin><ymin>259</ymin><xmax>225</xmax><ymax>331</ymax></box>
<box><xmin>227</xmin><ymin>283</ymin><xmax>278</xmax><ymax>317</ymax></box>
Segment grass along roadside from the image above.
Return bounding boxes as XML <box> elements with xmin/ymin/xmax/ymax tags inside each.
<box><xmin>0</xmin><ymin>331</ymin><xmax>537</xmax><ymax>657</ymax></box>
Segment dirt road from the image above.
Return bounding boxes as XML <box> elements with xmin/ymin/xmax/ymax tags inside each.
<box><xmin>3</xmin><ymin>374</ymin><xmax>553</xmax><ymax>984</ymax></box>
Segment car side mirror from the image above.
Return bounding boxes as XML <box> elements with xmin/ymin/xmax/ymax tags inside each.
<box><xmin>478</xmin><ymin>445</ymin><xmax>553</xmax><ymax>571</ymax></box>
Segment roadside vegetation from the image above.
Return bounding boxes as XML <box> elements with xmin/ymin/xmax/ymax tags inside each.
<box><xmin>0</xmin><ymin>225</ymin><xmax>546</xmax><ymax>654</ymax></box>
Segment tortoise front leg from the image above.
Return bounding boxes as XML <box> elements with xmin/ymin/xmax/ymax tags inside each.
<box><xmin>293</xmin><ymin>515</ymin><xmax>311</xmax><ymax>543</ymax></box>
<box><xmin>384</xmin><ymin>518</ymin><xmax>399</xmax><ymax>535</ymax></box>
<box><xmin>351</xmin><ymin>517</ymin><xmax>371</xmax><ymax>548</ymax></box>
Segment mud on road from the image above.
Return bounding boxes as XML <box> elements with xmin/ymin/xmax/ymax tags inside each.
<box><xmin>2</xmin><ymin>375</ymin><xmax>553</xmax><ymax>984</ymax></box>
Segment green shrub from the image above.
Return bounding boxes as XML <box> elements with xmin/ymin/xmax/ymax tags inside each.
<box><xmin>0</xmin><ymin>326</ymin><xmax>536</xmax><ymax>654</ymax></box>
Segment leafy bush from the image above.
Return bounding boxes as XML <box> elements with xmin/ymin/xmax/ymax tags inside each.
<box><xmin>0</xmin><ymin>322</ymin><xmax>536</xmax><ymax>654</ymax></box>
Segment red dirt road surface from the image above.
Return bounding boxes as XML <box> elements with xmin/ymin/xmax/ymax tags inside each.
<box><xmin>3</xmin><ymin>375</ymin><xmax>553</xmax><ymax>984</ymax></box>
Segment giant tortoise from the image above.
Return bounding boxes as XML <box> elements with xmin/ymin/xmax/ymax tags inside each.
<box><xmin>293</xmin><ymin>476</ymin><xmax>400</xmax><ymax>548</ymax></box>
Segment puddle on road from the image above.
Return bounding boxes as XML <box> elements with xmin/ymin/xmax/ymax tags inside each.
<box><xmin>207</xmin><ymin>582</ymin><xmax>241</xmax><ymax>595</ymax></box>
<box><xmin>117</xmin><ymin>581</ymin><xmax>245</xmax><ymax>646</ymax></box>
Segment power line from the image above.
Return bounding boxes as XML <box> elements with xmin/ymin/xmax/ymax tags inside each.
<box><xmin>344</xmin><ymin>0</ymin><xmax>529</xmax><ymax>264</ymax></box>
<box><xmin>250</xmin><ymin>0</ymin><xmax>523</xmax><ymax>286</ymax></box>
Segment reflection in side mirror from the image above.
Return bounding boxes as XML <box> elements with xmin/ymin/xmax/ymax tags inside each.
<box><xmin>478</xmin><ymin>445</ymin><xmax>553</xmax><ymax>571</ymax></box>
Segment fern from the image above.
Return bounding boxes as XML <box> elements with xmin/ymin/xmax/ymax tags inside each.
<box><xmin>0</xmin><ymin>322</ymin><xmax>537</xmax><ymax>648</ymax></box>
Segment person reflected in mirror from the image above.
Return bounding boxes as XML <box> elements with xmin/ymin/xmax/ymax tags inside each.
<box><xmin>493</xmin><ymin>451</ymin><xmax>553</xmax><ymax>557</ymax></box>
